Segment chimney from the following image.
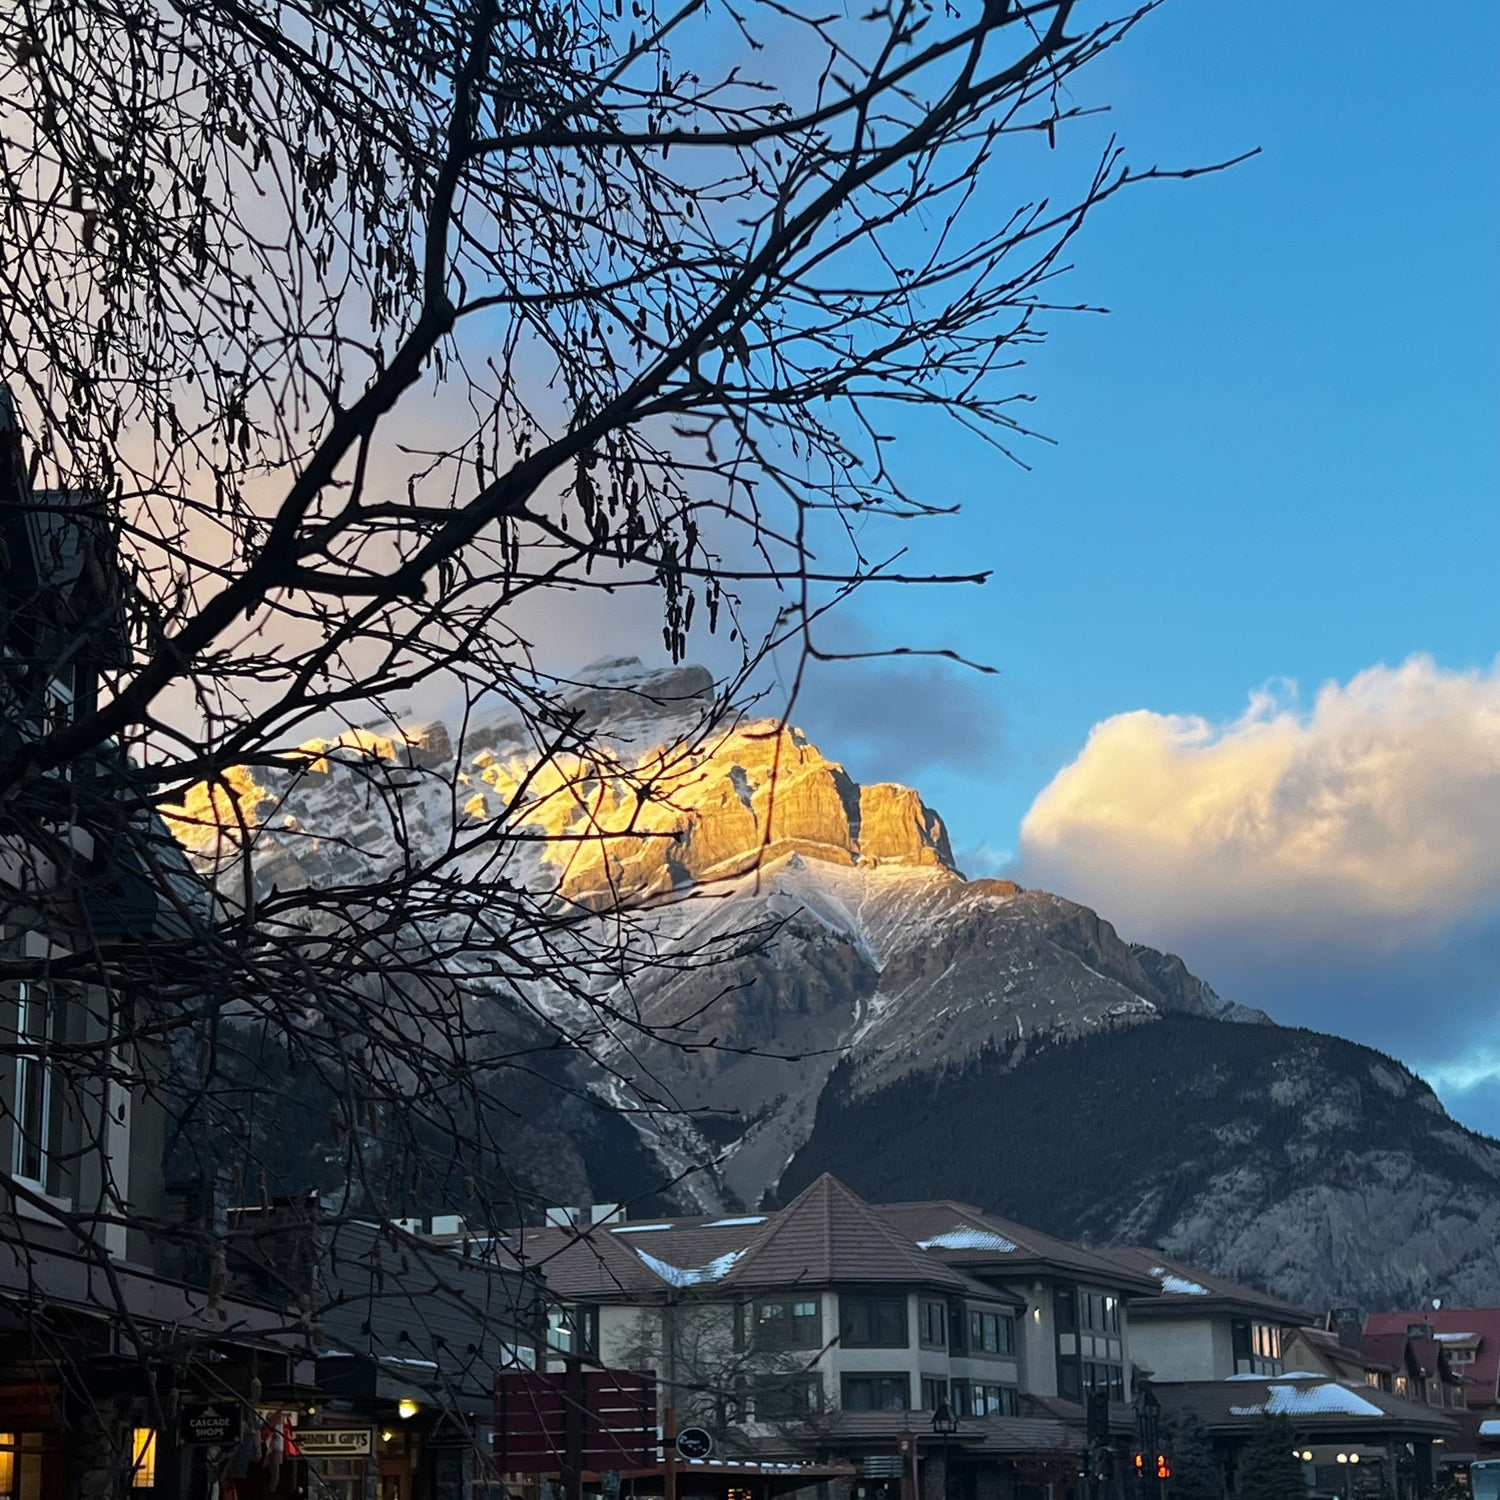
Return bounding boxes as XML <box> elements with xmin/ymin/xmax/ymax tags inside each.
<box><xmin>1332</xmin><ymin>1307</ymin><xmax>1364</xmax><ymax>1351</ymax></box>
<box><xmin>226</xmin><ymin>1192</ymin><xmax>320</xmax><ymax>1302</ymax></box>
<box><xmin>1407</xmin><ymin>1322</ymin><xmax>1436</xmax><ymax>1341</ymax></box>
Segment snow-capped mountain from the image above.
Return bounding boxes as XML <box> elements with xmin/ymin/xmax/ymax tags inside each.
<box><xmin>177</xmin><ymin>657</ymin><xmax>1500</xmax><ymax>1307</ymax></box>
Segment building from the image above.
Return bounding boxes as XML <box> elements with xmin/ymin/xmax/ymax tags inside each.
<box><xmin>1282</xmin><ymin>1318</ymin><xmax>1404</xmax><ymax>1394</ymax></box>
<box><xmin>501</xmin><ymin>1175</ymin><xmax>1163</xmax><ymax>1500</ymax></box>
<box><xmin>1091</xmin><ymin>1247</ymin><xmax>1313</xmax><ymax>1384</ymax></box>
<box><xmin>2</xmin><ymin>391</ymin><xmax>546</xmax><ymax>1500</ymax></box>
<box><xmin>227</xmin><ymin>1200</ymin><xmax>546</xmax><ymax>1500</ymax></box>
<box><xmin>1150</xmin><ymin>1372</ymin><xmax>1456</xmax><ymax>1500</ymax></box>
<box><xmin>1364</xmin><ymin>1312</ymin><xmax>1500</xmax><ymax>1413</ymax></box>
<box><xmin>1363</xmin><ymin>1311</ymin><xmax>1500</xmax><ymax>1470</ymax></box>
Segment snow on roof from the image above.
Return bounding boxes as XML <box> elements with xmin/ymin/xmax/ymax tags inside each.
<box><xmin>919</xmin><ymin>1224</ymin><xmax>1019</xmax><ymax>1253</ymax></box>
<box><xmin>634</xmin><ymin>1247</ymin><xmax>746</xmax><ymax>1288</ymax></box>
<box><xmin>1230</xmin><ymin>1382</ymin><xmax>1385</xmax><ymax>1419</ymax></box>
<box><xmin>1434</xmin><ymin>1332</ymin><xmax>1478</xmax><ymax>1342</ymax></box>
<box><xmin>1479</xmin><ymin>1419</ymin><xmax>1500</xmax><ymax>1437</ymax></box>
<box><xmin>612</xmin><ymin>1223</ymin><xmax>673</xmax><ymax>1234</ymax></box>
<box><xmin>1151</xmin><ymin>1267</ymin><xmax>1211</xmax><ymax>1296</ymax></box>
<box><xmin>706</xmin><ymin>1216</ymin><xmax>768</xmax><ymax>1227</ymax></box>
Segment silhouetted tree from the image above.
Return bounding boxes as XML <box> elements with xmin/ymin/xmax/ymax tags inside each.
<box><xmin>1165</xmin><ymin>1409</ymin><xmax>1224</xmax><ymax>1500</ymax></box>
<box><xmin>0</xmin><ymin>0</ymin><xmax>1234</xmax><ymax>1462</ymax></box>
<box><xmin>1236</xmin><ymin>1416</ymin><xmax>1307</xmax><ymax>1500</ymax></box>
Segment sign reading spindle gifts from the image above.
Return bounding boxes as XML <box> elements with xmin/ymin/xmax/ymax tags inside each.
<box><xmin>296</xmin><ymin>1428</ymin><xmax>375</xmax><ymax>1456</ymax></box>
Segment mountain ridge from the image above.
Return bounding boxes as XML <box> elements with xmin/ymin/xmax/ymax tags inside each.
<box><xmin>169</xmin><ymin>657</ymin><xmax>1500</xmax><ymax>1305</ymax></box>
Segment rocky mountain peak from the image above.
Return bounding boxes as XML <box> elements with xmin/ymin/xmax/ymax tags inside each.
<box><xmin>167</xmin><ymin>658</ymin><xmax>958</xmax><ymax>913</ymax></box>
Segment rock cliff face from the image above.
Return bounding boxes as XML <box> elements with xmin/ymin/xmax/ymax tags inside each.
<box><xmin>172</xmin><ymin>658</ymin><xmax>1500</xmax><ymax>1306</ymax></box>
<box><xmin>783</xmin><ymin>1017</ymin><xmax>1500</xmax><ymax>1309</ymax></box>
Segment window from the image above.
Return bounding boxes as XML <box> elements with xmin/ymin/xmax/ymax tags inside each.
<box><xmin>1054</xmin><ymin>1288</ymin><xmax>1077</xmax><ymax>1334</ymax></box>
<box><xmin>1252</xmin><ymin>1324</ymin><xmax>1281</xmax><ymax>1361</ymax></box>
<box><xmin>953</xmin><ymin>1382</ymin><xmax>1017</xmax><ymax>1418</ymax></box>
<box><xmin>841</xmin><ymin>1374</ymin><xmax>910</xmax><ymax>1412</ymax></box>
<box><xmin>968</xmin><ymin>1309</ymin><xmax>1014</xmax><ymax>1355</ymax></box>
<box><xmin>920</xmin><ymin>1377</ymin><xmax>949</xmax><ymax>1411</ymax></box>
<box><xmin>1072</xmin><ymin>1291</ymin><xmax>1120</xmax><ymax>1334</ymax></box>
<box><xmin>920</xmin><ymin>1301</ymin><xmax>947</xmax><ymax>1348</ymax></box>
<box><xmin>754</xmin><ymin>1298</ymin><xmax>822</xmax><ymax>1351</ymax></box>
<box><xmin>130</xmin><ymin>1428</ymin><xmax>157</xmax><ymax>1488</ymax></box>
<box><xmin>752</xmin><ymin>1373</ymin><xmax>823</xmax><ymax>1422</ymax></box>
<box><xmin>947</xmin><ymin>1299</ymin><xmax>967</xmax><ymax>1354</ymax></box>
<box><xmin>546</xmin><ymin>1304</ymin><xmax>598</xmax><ymax>1357</ymax></box>
<box><xmin>1083</xmin><ymin>1363</ymin><xmax>1125</xmax><ymax>1401</ymax></box>
<box><xmin>1232</xmin><ymin>1319</ymin><xmax>1282</xmax><ymax>1376</ymax></box>
<box><xmin>1447</xmin><ymin>1347</ymin><xmax>1477</xmax><ymax>1365</ymax></box>
<box><xmin>12</xmin><ymin>982</ymin><xmax>54</xmax><ymax>1188</ymax></box>
<box><xmin>840</xmin><ymin>1295</ymin><xmax>908</xmax><ymax>1349</ymax></box>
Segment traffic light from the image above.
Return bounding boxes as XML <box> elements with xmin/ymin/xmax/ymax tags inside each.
<box><xmin>1156</xmin><ymin>1454</ymin><xmax>1171</xmax><ymax>1481</ymax></box>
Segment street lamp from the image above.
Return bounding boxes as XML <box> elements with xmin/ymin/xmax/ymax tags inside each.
<box><xmin>931</xmin><ymin>1398</ymin><xmax>959</xmax><ymax>1500</ymax></box>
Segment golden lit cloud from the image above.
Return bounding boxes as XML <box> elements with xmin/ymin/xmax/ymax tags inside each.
<box><xmin>1019</xmin><ymin>655</ymin><xmax>1500</xmax><ymax>946</ymax></box>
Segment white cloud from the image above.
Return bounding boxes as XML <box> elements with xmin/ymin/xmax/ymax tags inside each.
<box><xmin>1019</xmin><ymin>655</ymin><xmax>1500</xmax><ymax>949</ymax></box>
<box><xmin>1422</xmin><ymin>1046</ymin><xmax>1500</xmax><ymax>1097</ymax></box>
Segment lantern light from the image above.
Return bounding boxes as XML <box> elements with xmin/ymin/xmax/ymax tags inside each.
<box><xmin>397</xmin><ymin>1397</ymin><xmax>419</xmax><ymax>1420</ymax></box>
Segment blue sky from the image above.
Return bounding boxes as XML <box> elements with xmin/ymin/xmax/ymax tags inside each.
<box><xmin>779</xmin><ymin>0</ymin><xmax>1500</xmax><ymax>1137</ymax></box>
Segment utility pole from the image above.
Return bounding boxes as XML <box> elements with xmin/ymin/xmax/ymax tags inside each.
<box><xmin>665</xmin><ymin>1407</ymin><xmax>679</xmax><ymax>1500</ymax></box>
<box><xmin>564</xmin><ymin>1357</ymin><xmax>586</xmax><ymax>1500</ymax></box>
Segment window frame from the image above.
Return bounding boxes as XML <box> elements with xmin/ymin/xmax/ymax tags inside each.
<box><xmin>12</xmin><ymin>980</ymin><xmax>54</xmax><ymax>1191</ymax></box>
<box><xmin>753</xmin><ymin>1296</ymin><xmax>823</xmax><ymax>1352</ymax></box>
<box><xmin>840</xmin><ymin>1372</ymin><xmax>911</xmax><ymax>1413</ymax></box>
<box><xmin>546</xmin><ymin>1303</ymin><xmax>599</xmax><ymax>1358</ymax></box>
<box><xmin>967</xmin><ymin>1308</ymin><xmax>1015</xmax><ymax>1356</ymax></box>
<box><xmin>952</xmin><ymin>1380</ymin><xmax>1018</xmax><ymax>1418</ymax></box>
<box><xmin>920</xmin><ymin>1376</ymin><xmax>949</xmax><ymax>1412</ymax></box>
<box><xmin>840</xmin><ymin>1294</ymin><xmax>909</xmax><ymax>1350</ymax></box>
<box><xmin>919</xmin><ymin>1299</ymin><xmax>947</xmax><ymax>1349</ymax></box>
<box><xmin>752</xmin><ymin>1372</ymin><xmax>824</xmax><ymax>1423</ymax></box>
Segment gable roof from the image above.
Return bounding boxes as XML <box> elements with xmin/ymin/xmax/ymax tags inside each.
<box><xmin>1366</xmin><ymin>1310</ymin><xmax>1500</xmax><ymax>1408</ymax></box>
<box><xmin>1288</xmin><ymin>1326</ymin><xmax>1397</xmax><ymax>1382</ymax></box>
<box><xmin>876</xmin><ymin>1201</ymin><xmax>1159</xmax><ymax>1295</ymax></box>
<box><xmin>1093</xmin><ymin>1246</ymin><xmax>1313</xmax><ymax>1322</ymax></box>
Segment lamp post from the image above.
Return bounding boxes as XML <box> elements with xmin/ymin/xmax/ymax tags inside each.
<box><xmin>932</xmin><ymin>1398</ymin><xmax>960</xmax><ymax>1500</ymax></box>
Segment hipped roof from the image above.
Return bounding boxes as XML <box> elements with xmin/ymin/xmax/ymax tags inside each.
<box><xmin>507</xmin><ymin>1175</ymin><xmax>1029</xmax><ymax>1303</ymax></box>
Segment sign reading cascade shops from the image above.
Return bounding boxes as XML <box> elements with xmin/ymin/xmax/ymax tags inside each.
<box><xmin>179</xmin><ymin>1403</ymin><xmax>243</xmax><ymax>1447</ymax></box>
<box><xmin>296</xmin><ymin>1428</ymin><xmax>375</xmax><ymax>1456</ymax></box>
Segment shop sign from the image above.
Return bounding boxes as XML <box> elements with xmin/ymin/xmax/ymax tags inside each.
<box><xmin>180</xmin><ymin>1402</ymin><xmax>243</xmax><ymax>1446</ymax></box>
<box><xmin>675</xmin><ymin>1427</ymin><xmax>714</xmax><ymax>1460</ymax></box>
<box><xmin>296</xmin><ymin>1427</ymin><xmax>375</xmax><ymax>1456</ymax></box>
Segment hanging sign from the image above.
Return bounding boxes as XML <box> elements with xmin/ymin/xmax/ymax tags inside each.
<box><xmin>179</xmin><ymin>1402</ymin><xmax>243</xmax><ymax>1446</ymax></box>
<box><xmin>675</xmin><ymin>1427</ymin><xmax>714</xmax><ymax>1461</ymax></box>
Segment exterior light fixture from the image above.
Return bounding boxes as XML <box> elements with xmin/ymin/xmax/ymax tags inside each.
<box><xmin>1350</xmin><ymin>1456</ymin><xmax>1361</xmax><ymax>1465</ymax></box>
<box><xmin>381</xmin><ymin>1430</ymin><xmax>394</xmax><ymax>1443</ymax></box>
<box><xmin>1336</xmin><ymin>1455</ymin><xmax>1348</xmax><ymax>1465</ymax></box>
<box><xmin>931</xmin><ymin>1399</ymin><xmax>958</xmax><ymax>1438</ymax></box>
<box><xmin>1300</xmin><ymin>1452</ymin><xmax>1313</xmax><ymax>1462</ymax></box>
<box><xmin>397</xmin><ymin>1397</ymin><xmax>420</xmax><ymax>1420</ymax></box>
